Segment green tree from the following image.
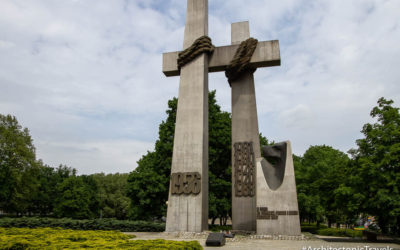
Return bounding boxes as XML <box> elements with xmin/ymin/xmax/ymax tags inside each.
<box><xmin>294</xmin><ymin>145</ymin><xmax>350</xmax><ymax>226</ymax></box>
<box><xmin>0</xmin><ymin>114</ymin><xmax>99</xmax><ymax>219</ymax></box>
<box><xmin>259</xmin><ymin>133</ymin><xmax>271</xmax><ymax>148</ymax></box>
<box><xmin>0</xmin><ymin>114</ymin><xmax>39</xmax><ymax>215</ymax></box>
<box><xmin>127</xmin><ymin>91</ymin><xmax>233</xmax><ymax>221</ymax></box>
<box><xmin>208</xmin><ymin>92</ymin><xmax>231</xmax><ymax>225</ymax></box>
<box><xmin>93</xmin><ymin>173</ymin><xmax>130</xmax><ymax>219</ymax></box>
<box><xmin>350</xmin><ymin>97</ymin><xmax>400</xmax><ymax>234</ymax></box>
<box><xmin>30</xmin><ymin>162</ymin><xmax>54</xmax><ymax>215</ymax></box>
<box><xmin>54</xmin><ymin>175</ymin><xmax>99</xmax><ymax>219</ymax></box>
<box><xmin>127</xmin><ymin>95</ymin><xmax>177</xmax><ymax>220</ymax></box>
<box><xmin>30</xmin><ymin>163</ymin><xmax>76</xmax><ymax>216</ymax></box>
<box><xmin>209</xmin><ymin>172</ymin><xmax>231</xmax><ymax>225</ymax></box>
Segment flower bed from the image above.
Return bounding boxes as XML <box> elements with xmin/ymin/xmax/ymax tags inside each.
<box><xmin>0</xmin><ymin>227</ymin><xmax>202</xmax><ymax>249</ymax></box>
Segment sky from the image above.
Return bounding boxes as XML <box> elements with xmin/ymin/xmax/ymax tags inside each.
<box><xmin>1</xmin><ymin>0</ymin><xmax>399</xmax><ymax>175</ymax></box>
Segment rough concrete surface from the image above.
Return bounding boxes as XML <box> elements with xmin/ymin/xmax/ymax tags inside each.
<box><xmin>230</xmin><ymin>21</ymin><xmax>259</xmax><ymax>232</ymax></box>
<box><xmin>256</xmin><ymin>141</ymin><xmax>301</xmax><ymax>235</ymax></box>
<box><xmin>163</xmin><ymin>41</ymin><xmax>280</xmax><ymax>77</ymax></box>
<box><xmin>165</xmin><ymin>0</ymin><xmax>209</xmax><ymax>232</ymax></box>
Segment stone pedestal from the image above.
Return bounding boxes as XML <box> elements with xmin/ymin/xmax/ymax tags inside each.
<box><xmin>256</xmin><ymin>141</ymin><xmax>301</xmax><ymax>235</ymax></box>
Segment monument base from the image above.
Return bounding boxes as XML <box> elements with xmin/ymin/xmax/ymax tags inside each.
<box><xmin>256</xmin><ymin>141</ymin><xmax>301</xmax><ymax>235</ymax></box>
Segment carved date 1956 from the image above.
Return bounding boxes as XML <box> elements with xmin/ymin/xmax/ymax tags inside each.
<box><xmin>171</xmin><ymin>172</ymin><xmax>201</xmax><ymax>195</ymax></box>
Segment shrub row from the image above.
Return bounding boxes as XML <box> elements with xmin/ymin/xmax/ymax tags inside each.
<box><xmin>316</xmin><ymin>228</ymin><xmax>363</xmax><ymax>238</ymax></box>
<box><xmin>0</xmin><ymin>227</ymin><xmax>202</xmax><ymax>249</ymax></box>
<box><xmin>301</xmin><ymin>223</ymin><xmax>362</xmax><ymax>238</ymax></box>
<box><xmin>0</xmin><ymin>217</ymin><xmax>165</xmax><ymax>232</ymax></box>
<box><xmin>301</xmin><ymin>223</ymin><xmax>328</xmax><ymax>234</ymax></box>
<box><xmin>209</xmin><ymin>225</ymin><xmax>232</xmax><ymax>232</ymax></box>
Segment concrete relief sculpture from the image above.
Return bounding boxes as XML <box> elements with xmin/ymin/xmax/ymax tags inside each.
<box><xmin>170</xmin><ymin>172</ymin><xmax>201</xmax><ymax>195</ymax></box>
<box><xmin>233</xmin><ymin>142</ymin><xmax>255</xmax><ymax>197</ymax></box>
<box><xmin>256</xmin><ymin>141</ymin><xmax>301</xmax><ymax>235</ymax></box>
<box><xmin>257</xmin><ymin>207</ymin><xmax>298</xmax><ymax>220</ymax></box>
<box><xmin>261</xmin><ymin>142</ymin><xmax>287</xmax><ymax>190</ymax></box>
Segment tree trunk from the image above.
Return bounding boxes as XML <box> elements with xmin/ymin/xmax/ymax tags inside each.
<box><xmin>397</xmin><ymin>216</ymin><xmax>400</xmax><ymax>235</ymax></box>
<box><xmin>211</xmin><ymin>217</ymin><xmax>216</xmax><ymax>225</ymax></box>
<box><xmin>378</xmin><ymin>219</ymin><xmax>387</xmax><ymax>234</ymax></box>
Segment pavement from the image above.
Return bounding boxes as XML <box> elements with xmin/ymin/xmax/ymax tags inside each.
<box><xmin>125</xmin><ymin>232</ymin><xmax>400</xmax><ymax>250</ymax></box>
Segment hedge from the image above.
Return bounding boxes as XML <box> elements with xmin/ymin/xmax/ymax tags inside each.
<box><xmin>0</xmin><ymin>227</ymin><xmax>202</xmax><ymax>249</ymax></box>
<box><xmin>301</xmin><ymin>223</ymin><xmax>362</xmax><ymax>238</ymax></box>
<box><xmin>316</xmin><ymin>228</ymin><xmax>363</xmax><ymax>238</ymax></box>
<box><xmin>301</xmin><ymin>223</ymin><xmax>328</xmax><ymax>234</ymax></box>
<box><xmin>0</xmin><ymin>217</ymin><xmax>165</xmax><ymax>232</ymax></box>
<box><xmin>209</xmin><ymin>225</ymin><xmax>232</xmax><ymax>232</ymax></box>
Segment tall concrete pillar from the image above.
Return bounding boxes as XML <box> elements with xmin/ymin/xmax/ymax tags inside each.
<box><xmin>230</xmin><ymin>21</ymin><xmax>260</xmax><ymax>232</ymax></box>
<box><xmin>165</xmin><ymin>0</ymin><xmax>209</xmax><ymax>232</ymax></box>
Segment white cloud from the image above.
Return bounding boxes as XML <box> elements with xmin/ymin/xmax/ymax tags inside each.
<box><xmin>36</xmin><ymin>139</ymin><xmax>153</xmax><ymax>175</ymax></box>
<box><xmin>0</xmin><ymin>40</ymin><xmax>15</xmax><ymax>49</ymax></box>
<box><xmin>278</xmin><ymin>104</ymin><xmax>313</xmax><ymax>129</ymax></box>
<box><xmin>251</xmin><ymin>0</ymin><xmax>400</xmax><ymax>155</ymax></box>
<box><xmin>0</xmin><ymin>0</ymin><xmax>399</xmax><ymax>173</ymax></box>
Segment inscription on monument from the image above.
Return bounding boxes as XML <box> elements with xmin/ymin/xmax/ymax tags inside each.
<box><xmin>256</xmin><ymin>207</ymin><xmax>299</xmax><ymax>220</ymax></box>
<box><xmin>234</xmin><ymin>141</ymin><xmax>255</xmax><ymax>197</ymax></box>
<box><xmin>170</xmin><ymin>172</ymin><xmax>201</xmax><ymax>195</ymax></box>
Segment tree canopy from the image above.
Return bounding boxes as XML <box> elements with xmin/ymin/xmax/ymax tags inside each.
<box><xmin>1</xmin><ymin>96</ymin><xmax>399</xmax><ymax>235</ymax></box>
<box><xmin>92</xmin><ymin>173</ymin><xmax>130</xmax><ymax>220</ymax></box>
<box><xmin>0</xmin><ymin>114</ymin><xmax>38</xmax><ymax>214</ymax></box>
<box><xmin>349</xmin><ymin>97</ymin><xmax>400</xmax><ymax>233</ymax></box>
<box><xmin>0</xmin><ymin>114</ymin><xmax>129</xmax><ymax>219</ymax></box>
<box><xmin>127</xmin><ymin>91</ymin><xmax>233</xmax><ymax>223</ymax></box>
<box><xmin>295</xmin><ymin>145</ymin><xmax>350</xmax><ymax>226</ymax></box>
<box><xmin>295</xmin><ymin>97</ymin><xmax>400</xmax><ymax>234</ymax></box>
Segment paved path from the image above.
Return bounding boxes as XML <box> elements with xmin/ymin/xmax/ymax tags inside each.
<box><xmin>126</xmin><ymin>232</ymin><xmax>400</xmax><ymax>250</ymax></box>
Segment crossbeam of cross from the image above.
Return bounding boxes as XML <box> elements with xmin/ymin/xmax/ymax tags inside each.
<box><xmin>163</xmin><ymin>40</ymin><xmax>280</xmax><ymax>77</ymax></box>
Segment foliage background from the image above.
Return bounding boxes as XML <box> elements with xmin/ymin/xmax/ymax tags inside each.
<box><xmin>0</xmin><ymin>94</ymin><xmax>399</xmax><ymax>235</ymax></box>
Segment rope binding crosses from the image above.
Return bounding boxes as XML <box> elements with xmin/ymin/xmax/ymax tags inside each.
<box><xmin>177</xmin><ymin>35</ymin><xmax>215</xmax><ymax>70</ymax></box>
<box><xmin>176</xmin><ymin>36</ymin><xmax>259</xmax><ymax>85</ymax></box>
<box><xmin>225</xmin><ymin>37</ymin><xmax>258</xmax><ymax>85</ymax></box>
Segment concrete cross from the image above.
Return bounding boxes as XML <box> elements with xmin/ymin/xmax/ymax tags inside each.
<box><xmin>163</xmin><ymin>1</ymin><xmax>280</xmax><ymax>233</ymax></box>
<box><xmin>165</xmin><ymin>0</ymin><xmax>210</xmax><ymax>233</ymax></box>
<box><xmin>228</xmin><ymin>21</ymin><xmax>278</xmax><ymax>232</ymax></box>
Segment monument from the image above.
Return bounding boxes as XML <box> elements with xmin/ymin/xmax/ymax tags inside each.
<box><xmin>227</xmin><ymin>23</ymin><xmax>301</xmax><ymax>235</ymax></box>
<box><xmin>256</xmin><ymin>142</ymin><xmax>301</xmax><ymax>235</ymax></box>
<box><xmin>228</xmin><ymin>21</ymin><xmax>275</xmax><ymax>232</ymax></box>
<box><xmin>162</xmin><ymin>0</ymin><xmax>300</xmax><ymax>235</ymax></box>
<box><xmin>164</xmin><ymin>0</ymin><xmax>210</xmax><ymax>232</ymax></box>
